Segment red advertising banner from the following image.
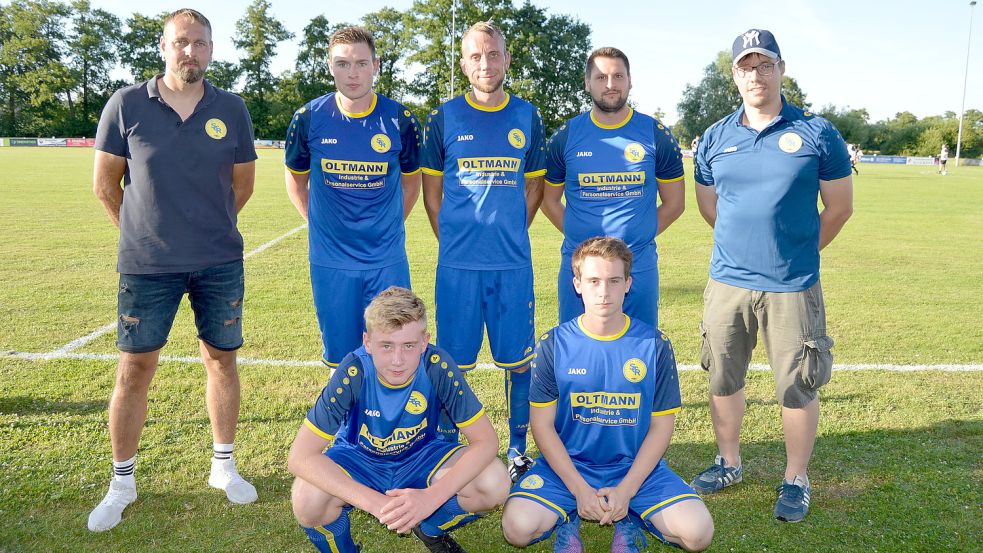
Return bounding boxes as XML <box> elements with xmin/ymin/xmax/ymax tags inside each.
<box><xmin>67</xmin><ymin>138</ymin><xmax>96</xmax><ymax>147</ymax></box>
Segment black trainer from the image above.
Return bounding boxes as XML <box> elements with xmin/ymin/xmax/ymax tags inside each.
<box><xmin>411</xmin><ymin>526</ymin><xmax>467</xmax><ymax>553</ymax></box>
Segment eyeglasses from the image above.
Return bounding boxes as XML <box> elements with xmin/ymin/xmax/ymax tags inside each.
<box><xmin>734</xmin><ymin>62</ymin><xmax>777</xmax><ymax>78</ymax></box>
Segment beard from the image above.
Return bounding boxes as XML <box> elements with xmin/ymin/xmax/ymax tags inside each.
<box><xmin>470</xmin><ymin>73</ymin><xmax>505</xmax><ymax>94</ymax></box>
<box><xmin>174</xmin><ymin>60</ymin><xmax>206</xmax><ymax>83</ymax></box>
<box><xmin>592</xmin><ymin>91</ymin><xmax>628</xmax><ymax>113</ymax></box>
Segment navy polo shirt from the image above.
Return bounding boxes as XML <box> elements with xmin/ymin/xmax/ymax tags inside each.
<box><xmin>95</xmin><ymin>76</ymin><xmax>257</xmax><ymax>274</ymax></box>
<box><xmin>694</xmin><ymin>97</ymin><xmax>850</xmax><ymax>292</ymax></box>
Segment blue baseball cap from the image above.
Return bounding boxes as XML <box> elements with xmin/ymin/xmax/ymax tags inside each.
<box><xmin>732</xmin><ymin>29</ymin><xmax>781</xmax><ymax>65</ymax></box>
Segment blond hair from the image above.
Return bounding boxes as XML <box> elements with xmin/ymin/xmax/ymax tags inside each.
<box><xmin>571</xmin><ymin>237</ymin><xmax>633</xmax><ymax>279</ymax></box>
<box><xmin>163</xmin><ymin>9</ymin><xmax>212</xmax><ymax>36</ymax></box>
<box><xmin>364</xmin><ymin>286</ymin><xmax>427</xmax><ymax>334</ymax></box>
<box><xmin>461</xmin><ymin>20</ymin><xmax>506</xmax><ymax>54</ymax></box>
<box><xmin>329</xmin><ymin>26</ymin><xmax>376</xmax><ymax>58</ymax></box>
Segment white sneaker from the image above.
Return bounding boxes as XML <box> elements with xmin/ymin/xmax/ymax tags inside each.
<box><xmin>87</xmin><ymin>476</ymin><xmax>137</xmax><ymax>532</ymax></box>
<box><xmin>208</xmin><ymin>457</ymin><xmax>258</xmax><ymax>504</ymax></box>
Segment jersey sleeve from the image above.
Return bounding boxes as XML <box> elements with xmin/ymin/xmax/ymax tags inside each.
<box><xmin>426</xmin><ymin>347</ymin><xmax>485</xmax><ymax>428</ymax></box>
<box><xmin>304</xmin><ymin>352</ymin><xmax>365</xmax><ymax>442</ymax></box>
<box><xmin>544</xmin><ymin>123</ymin><xmax>570</xmax><ymax>187</ymax></box>
<box><xmin>693</xmin><ymin>127</ymin><xmax>715</xmax><ymax>186</ymax></box>
<box><xmin>529</xmin><ymin>329</ymin><xmax>559</xmax><ymax>406</ymax></box>
<box><xmin>284</xmin><ymin>104</ymin><xmax>312</xmax><ymax>174</ymax></box>
<box><xmin>420</xmin><ymin>108</ymin><xmax>445</xmax><ymax>176</ymax></box>
<box><xmin>817</xmin><ymin>119</ymin><xmax>852</xmax><ymax>181</ymax></box>
<box><xmin>652</xmin><ymin>333</ymin><xmax>682</xmax><ymax>416</ymax></box>
<box><xmin>524</xmin><ymin>108</ymin><xmax>547</xmax><ymax>177</ymax></box>
<box><xmin>398</xmin><ymin>106</ymin><xmax>422</xmax><ymax>175</ymax></box>
<box><xmin>234</xmin><ymin>96</ymin><xmax>258</xmax><ymax>164</ymax></box>
<box><xmin>94</xmin><ymin>90</ymin><xmax>128</xmax><ymax>158</ymax></box>
<box><xmin>653</xmin><ymin>120</ymin><xmax>684</xmax><ymax>184</ymax></box>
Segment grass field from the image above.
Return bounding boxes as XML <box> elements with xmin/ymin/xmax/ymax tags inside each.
<box><xmin>0</xmin><ymin>148</ymin><xmax>981</xmax><ymax>552</ymax></box>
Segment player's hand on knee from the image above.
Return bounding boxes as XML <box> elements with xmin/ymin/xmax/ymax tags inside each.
<box><xmin>573</xmin><ymin>484</ymin><xmax>607</xmax><ymax>522</ymax></box>
<box><xmin>379</xmin><ymin>488</ymin><xmax>441</xmax><ymax>534</ymax></box>
<box><xmin>596</xmin><ymin>487</ymin><xmax>630</xmax><ymax>525</ymax></box>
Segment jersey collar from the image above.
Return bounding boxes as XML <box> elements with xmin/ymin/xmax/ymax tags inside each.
<box><xmin>336</xmin><ymin>91</ymin><xmax>377</xmax><ymax>118</ymax></box>
<box><xmin>465</xmin><ymin>91</ymin><xmax>510</xmax><ymax>112</ymax></box>
<box><xmin>590</xmin><ymin>107</ymin><xmax>633</xmax><ymax>130</ymax></box>
<box><xmin>577</xmin><ymin>315</ymin><xmax>631</xmax><ymax>341</ymax></box>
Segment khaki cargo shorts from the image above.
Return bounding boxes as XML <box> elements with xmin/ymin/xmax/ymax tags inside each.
<box><xmin>699</xmin><ymin>278</ymin><xmax>833</xmax><ymax>408</ymax></box>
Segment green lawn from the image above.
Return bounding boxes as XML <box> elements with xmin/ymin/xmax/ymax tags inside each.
<box><xmin>0</xmin><ymin>148</ymin><xmax>981</xmax><ymax>551</ymax></box>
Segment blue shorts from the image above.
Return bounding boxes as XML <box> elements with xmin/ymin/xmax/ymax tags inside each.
<box><xmin>326</xmin><ymin>440</ymin><xmax>465</xmax><ymax>492</ymax></box>
<box><xmin>435</xmin><ymin>265</ymin><xmax>535</xmax><ymax>369</ymax></box>
<box><xmin>311</xmin><ymin>261</ymin><xmax>411</xmax><ymax>367</ymax></box>
<box><xmin>558</xmin><ymin>261</ymin><xmax>659</xmax><ymax>328</ymax></box>
<box><xmin>508</xmin><ymin>458</ymin><xmax>699</xmax><ymax>529</ymax></box>
<box><xmin>116</xmin><ymin>259</ymin><xmax>244</xmax><ymax>353</ymax></box>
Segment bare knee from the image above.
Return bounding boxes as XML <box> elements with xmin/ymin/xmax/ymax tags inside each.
<box><xmin>115</xmin><ymin>354</ymin><xmax>158</xmax><ymax>392</ymax></box>
<box><xmin>291</xmin><ymin>478</ymin><xmax>344</xmax><ymax>528</ymax></box>
<box><xmin>473</xmin><ymin>460</ymin><xmax>510</xmax><ymax>509</ymax></box>
<box><xmin>501</xmin><ymin>499</ymin><xmax>556</xmax><ymax>547</ymax></box>
<box><xmin>667</xmin><ymin>505</ymin><xmax>714</xmax><ymax>552</ymax></box>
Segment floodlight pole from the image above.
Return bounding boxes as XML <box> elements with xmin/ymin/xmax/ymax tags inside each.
<box><xmin>955</xmin><ymin>0</ymin><xmax>977</xmax><ymax>167</ymax></box>
<box><xmin>449</xmin><ymin>0</ymin><xmax>456</xmax><ymax>101</ymax></box>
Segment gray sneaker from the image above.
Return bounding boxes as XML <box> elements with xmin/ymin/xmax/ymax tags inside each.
<box><xmin>690</xmin><ymin>455</ymin><xmax>743</xmax><ymax>494</ymax></box>
<box><xmin>774</xmin><ymin>476</ymin><xmax>811</xmax><ymax>522</ymax></box>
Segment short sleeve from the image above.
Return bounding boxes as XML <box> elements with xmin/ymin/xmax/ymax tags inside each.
<box><xmin>652</xmin><ymin>333</ymin><xmax>682</xmax><ymax>416</ymax></box>
<box><xmin>305</xmin><ymin>353</ymin><xmax>365</xmax><ymax>441</ymax></box>
<box><xmin>398</xmin><ymin>106</ymin><xmax>422</xmax><ymax>174</ymax></box>
<box><xmin>426</xmin><ymin>347</ymin><xmax>485</xmax><ymax>427</ymax></box>
<box><xmin>234</xmin><ymin>97</ymin><xmax>258</xmax><ymax>164</ymax></box>
<box><xmin>529</xmin><ymin>329</ymin><xmax>559</xmax><ymax>406</ymax></box>
<box><xmin>693</xmin><ymin>128</ymin><xmax>714</xmax><ymax>186</ymax></box>
<box><xmin>524</xmin><ymin>108</ymin><xmax>547</xmax><ymax>177</ymax></box>
<box><xmin>284</xmin><ymin>104</ymin><xmax>312</xmax><ymax>174</ymax></box>
<box><xmin>420</xmin><ymin>108</ymin><xmax>445</xmax><ymax>176</ymax></box>
<box><xmin>653</xmin><ymin>120</ymin><xmax>684</xmax><ymax>184</ymax></box>
<box><xmin>94</xmin><ymin>90</ymin><xmax>128</xmax><ymax>158</ymax></box>
<box><xmin>544</xmin><ymin>123</ymin><xmax>569</xmax><ymax>187</ymax></box>
<box><xmin>818</xmin><ymin>120</ymin><xmax>852</xmax><ymax>181</ymax></box>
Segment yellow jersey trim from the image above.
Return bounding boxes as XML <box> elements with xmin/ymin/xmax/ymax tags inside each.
<box><xmin>545</xmin><ymin>179</ymin><xmax>564</xmax><ymax>187</ymax></box>
<box><xmin>286</xmin><ymin>166</ymin><xmax>311</xmax><ymax>175</ymax></box>
<box><xmin>421</xmin><ymin>167</ymin><xmax>444</xmax><ymax>176</ymax></box>
<box><xmin>507</xmin><ymin>492</ymin><xmax>569</xmax><ymax>522</ymax></box>
<box><xmin>322</xmin><ymin>358</ymin><xmax>339</xmax><ymax>368</ymax></box>
<box><xmin>530</xmin><ymin>399</ymin><xmax>557</xmax><ymax>408</ymax></box>
<box><xmin>465</xmin><ymin>92</ymin><xmax>510</xmax><ymax>112</ymax></box>
<box><xmin>591</xmin><ymin>108</ymin><xmax>634</xmax><ymax>130</ymax></box>
<box><xmin>524</xmin><ymin>168</ymin><xmax>547</xmax><ymax>178</ymax></box>
<box><xmin>457</xmin><ymin>407</ymin><xmax>486</xmax><ymax>429</ymax></box>
<box><xmin>401</xmin><ymin>168</ymin><xmax>422</xmax><ymax>176</ymax></box>
<box><xmin>335</xmin><ymin>92</ymin><xmax>377</xmax><ymax>118</ymax></box>
<box><xmin>656</xmin><ymin>175</ymin><xmax>684</xmax><ymax>184</ymax></box>
<box><xmin>494</xmin><ymin>353</ymin><xmax>534</xmax><ymax>368</ymax></box>
<box><xmin>304</xmin><ymin>418</ymin><xmax>333</xmax><ymax>441</ymax></box>
<box><xmin>652</xmin><ymin>406</ymin><xmax>681</xmax><ymax>417</ymax></box>
<box><xmin>457</xmin><ymin>360</ymin><xmax>477</xmax><ymax>370</ymax></box>
<box><xmin>377</xmin><ymin>374</ymin><xmax>413</xmax><ymax>389</ymax></box>
<box><xmin>578</xmin><ymin>315</ymin><xmax>631</xmax><ymax>341</ymax></box>
<box><xmin>426</xmin><ymin>444</ymin><xmax>466</xmax><ymax>485</ymax></box>
<box><xmin>639</xmin><ymin>493</ymin><xmax>701</xmax><ymax>520</ymax></box>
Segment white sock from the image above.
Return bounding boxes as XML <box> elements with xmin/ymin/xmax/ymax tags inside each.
<box><xmin>112</xmin><ymin>455</ymin><xmax>136</xmax><ymax>480</ymax></box>
<box><xmin>213</xmin><ymin>443</ymin><xmax>234</xmax><ymax>461</ymax></box>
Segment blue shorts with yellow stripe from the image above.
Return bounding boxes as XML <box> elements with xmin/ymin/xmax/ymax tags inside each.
<box><xmin>509</xmin><ymin>457</ymin><xmax>700</xmax><ymax>541</ymax></box>
<box><xmin>325</xmin><ymin>439</ymin><xmax>464</xmax><ymax>492</ymax></box>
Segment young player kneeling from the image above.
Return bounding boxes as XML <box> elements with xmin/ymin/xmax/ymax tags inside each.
<box><xmin>501</xmin><ymin>238</ymin><xmax>714</xmax><ymax>552</ymax></box>
<box><xmin>288</xmin><ymin>287</ymin><xmax>510</xmax><ymax>552</ymax></box>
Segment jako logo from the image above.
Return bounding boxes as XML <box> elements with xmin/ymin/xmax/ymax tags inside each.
<box><xmin>576</xmin><ymin>151</ymin><xmax>593</xmax><ymax>157</ymax></box>
<box><xmin>364</xmin><ymin>409</ymin><xmax>381</xmax><ymax>417</ymax></box>
<box><xmin>321</xmin><ymin>138</ymin><xmax>338</xmax><ymax>144</ymax></box>
<box><xmin>568</xmin><ymin>368</ymin><xmax>587</xmax><ymax>375</ymax></box>
<box><xmin>457</xmin><ymin>134</ymin><xmax>474</xmax><ymax>141</ymax></box>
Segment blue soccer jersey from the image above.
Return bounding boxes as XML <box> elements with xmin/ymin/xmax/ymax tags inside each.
<box><xmin>529</xmin><ymin>316</ymin><xmax>681</xmax><ymax>468</ymax></box>
<box><xmin>545</xmin><ymin>109</ymin><xmax>683</xmax><ymax>272</ymax></box>
<box><xmin>420</xmin><ymin>94</ymin><xmax>546</xmax><ymax>269</ymax></box>
<box><xmin>694</xmin><ymin>97</ymin><xmax>851</xmax><ymax>292</ymax></box>
<box><xmin>285</xmin><ymin>92</ymin><xmax>422</xmax><ymax>270</ymax></box>
<box><xmin>305</xmin><ymin>344</ymin><xmax>484</xmax><ymax>461</ymax></box>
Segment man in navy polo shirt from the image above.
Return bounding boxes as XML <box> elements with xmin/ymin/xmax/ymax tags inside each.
<box><xmin>690</xmin><ymin>28</ymin><xmax>854</xmax><ymax>523</ymax></box>
<box><xmin>88</xmin><ymin>9</ymin><xmax>258</xmax><ymax>532</ymax></box>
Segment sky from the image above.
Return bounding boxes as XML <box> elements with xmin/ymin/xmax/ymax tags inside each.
<box><xmin>75</xmin><ymin>0</ymin><xmax>983</xmax><ymax>124</ymax></box>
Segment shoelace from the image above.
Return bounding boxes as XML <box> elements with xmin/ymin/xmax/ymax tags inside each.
<box><xmin>702</xmin><ymin>461</ymin><xmax>727</xmax><ymax>482</ymax></box>
<box><xmin>777</xmin><ymin>482</ymin><xmax>803</xmax><ymax>503</ymax></box>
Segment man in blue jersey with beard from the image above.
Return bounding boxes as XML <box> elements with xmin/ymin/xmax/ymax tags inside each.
<box><xmin>285</xmin><ymin>26</ymin><xmax>422</xmax><ymax>370</ymax></box>
<box><xmin>288</xmin><ymin>287</ymin><xmax>510</xmax><ymax>553</ymax></box>
<box><xmin>420</xmin><ymin>21</ymin><xmax>545</xmax><ymax>471</ymax></box>
<box><xmin>501</xmin><ymin>237</ymin><xmax>713</xmax><ymax>553</ymax></box>
<box><xmin>541</xmin><ymin>47</ymin><xmax>685</xmax><ymax>329</ymax></box>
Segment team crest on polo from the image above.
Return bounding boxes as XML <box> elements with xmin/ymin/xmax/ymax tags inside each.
<box><xmin>348</xmin><ymin>366</ymin><xmax>359</xmax><ymax>377</ymax></box>
<box><xmin>508</xmin><ymin>128</ymin><xmax>526</xmax><ymax>149</ymax></box>
<box><xmin>624</xmin><ymin>142</ymin><xmax>645</xmax><ymax>163</ymax></box>
<box><xmin>371</xmin><ymin>133</ymin><xmax>391</xmax><ymax>153</ymax></box>
<box><xmin>623</xmin><ymin>358</ymin><xmax>647</xmax><ymax>383</ymax></box>
<box><xmin>779</xmin><ymin>132</ymin><xmax>803</xmax><ymax>153</ymax></box>
<box><xmin>520</xmin><ymin>474</ymin><xmax>544</xmax><ymax>490</ymax></box>
<box><xmin>205</xmin><ymin>118</ymin><xmax>227</xmax><ymax>139</ymax></box>
<box><xmin>405</xmin><ymin>391</ymin><xmax>428</xmax><ymax>415</ymax></box>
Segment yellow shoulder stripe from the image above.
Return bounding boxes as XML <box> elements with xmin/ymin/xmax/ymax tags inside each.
<box><xmin>656</xmin><ymin>175</ymin><xmax>684</xmax><ymax>184</ymax></box>
<box><xmin>304</xmin><ymin>418</ymin><xmax>334</xmax><ymax>441</ymax></box>
<box><xmin>652</xmin><ymin>407</ymin><xmax>681</xmax><ymax>417</ymax></box>
<box><xmin>457</xmin><ymin>407</ymin><xmax>486</xmax><ymax>428</ymax></box>
<box><xmin>286</xmin><ymin>166</ymin><xmax>311</xmax><ymax>175</ymax></box>
<box><xmin>530</xmin><ymin>399</ymin><xmax>557</xmax><ymax>408</ymax></box>
<box><xmin>545</xmin><ymin>179</ymin><xmax>564</xmax><ymax>187</ymax></box>
<box><xmin>524</xmin><ymin>168</ymin><xmax>547</xmax><ymax>178</ymax></box>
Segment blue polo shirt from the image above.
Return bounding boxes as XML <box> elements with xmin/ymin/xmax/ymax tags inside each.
<box><xmin>694</xmin><ymin>98</ymin><xmax>850</xmax><ymax>292</ymax></box>
<box><xmin>95</xmin><ymin>76</ymin><xmax>257</xmax><ymax>274</ymax></box>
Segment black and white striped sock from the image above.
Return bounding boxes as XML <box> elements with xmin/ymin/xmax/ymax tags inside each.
<box><xmin>213</xmin><ymin>443</ymin><xmax>234</xmax><ymax>461</ymax></box>
<box><xmin>112</xmin><ymin>455</ymin><xmax>135</xmax><ymax>478</ymax></box>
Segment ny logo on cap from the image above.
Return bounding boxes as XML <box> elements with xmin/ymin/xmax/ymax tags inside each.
<box><xmin>742</xmin><ymin>30</ymin><xmax>761</xmax><ymax>48</ymax></box>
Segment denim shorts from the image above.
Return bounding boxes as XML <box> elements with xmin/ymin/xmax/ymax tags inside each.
<box><xmin>116</xmin><ymin>260</ymin><xmax>245</xmax><ymax>353</ymax></box>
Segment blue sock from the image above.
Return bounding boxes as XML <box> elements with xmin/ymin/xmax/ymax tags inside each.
<box><xmin>528</xmin><ymin>525</ymin><xmax>557</xmax><ymax>545</ymax></box>
<box><xmin>506</xmin><ymin>369</ymin><xmax>530</xmax><ymax>455</ymax></box>
<box><xmin>419</xmin><ymin>496</ymin><xmax>480</xmax><ymax>537</ymax></box>
<box><xmin>302</xmin><ymin>508</ymin><xmax>357</xmax><ymax>553</ymax></box>
<box><xmin>436</xmin><ymin>407</ymin><xmax>460</xmax><ymax>443</ymax></box>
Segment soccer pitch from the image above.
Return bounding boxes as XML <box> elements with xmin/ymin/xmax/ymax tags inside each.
<box><xmin>0</xmin><ymin>148</ymin><xmax>980</xmax><ymax>551</ymax></box>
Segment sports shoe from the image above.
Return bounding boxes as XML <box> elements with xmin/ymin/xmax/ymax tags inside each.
<box><xmin>611</xmin><ymin>517</ymin><xmax>648</xmax><ymax>553</ymax></box>
<box><xmin>87</xmin><ymin>476</ymin><xmax>137</xmax><ymax>532</ymax></box>
<box><xmin>774</xmin><ymin>475</ymin><xmax>811</xmax><ymax>522</ymax></box>
<box><xmin>208</xmin><ymin>457</ymin><xmax>258</xmax><ymax>504</ymax></box>
<box><xmin>507</xmin><ymin>448</ymin><xmax>535</xmax><ymax>483</ymax></box>
<box><xmin>411</xmin><ymin>526</ymin><xmax>467</xmax><ymax>553</ymax></box>
<box><xmin>690</xmin><ymin>455</ymin><xmax>743</xmax><ymax>494</ymax></box>
<box><xmin>553</xmin><ymin>513</ymin><xmax>584</xmax><ymax>553</ymax></box>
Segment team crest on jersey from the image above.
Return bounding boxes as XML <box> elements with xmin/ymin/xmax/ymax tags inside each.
<box><xmin>205</xmin><ymin>118</ymin><xmax>227</xmax><ymax>140</ymax></box>
<box><xmin>624</xmin><ymin>142</ymin><xmax>645</xmax><ymax>163</ymax></box>
<box><xmin>431</xmin><ymin>354</ymin><xmax>440</xmax><ymax>363</ymax></box>
<box><xmin>508</xmin><ymin>128</ymin><xmax>526</xmax><ymax>149</ymax></box>
<box><xmin>520</xmin><ymin>474</ymin><xmax>544</xmax><ymax>489</ymax></box>
<box><xmin>371</xmin><ymin>133</ymin><xmax>392</xmax><ymax>153</ymax></box>
<box><xmin>623</xmin><ymin>358</ymin><xmax>647</xmax><ymax>383</ymax></box>
<box><xmin>779</xmin><ymin>132</ymin><xmax>803</xmax><ymax>153</ymax></box>
<box><xmin>348</xmin><ymin>366</ymin><xmax>359</xmax><ymax>377</ymax></box>
<box><xmin>405</xmin><ymin>391</ymin><xmax>428</xmax><ymax>415</ymax></box>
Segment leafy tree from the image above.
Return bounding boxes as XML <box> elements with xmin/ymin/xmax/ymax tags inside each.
<box><xmin>818</xmin><ymin>105</ymin><xmax>872</xmax><ymax>148</ymax></box>
<box><xmin>120</xmin><ymin>12</ymin><xmax>166</xmax><ymax>82</ymax></box>
<box><xmin>362</xmin><ymin>8</ymin><xmax>412</xmax><ymax>101</ymax></box>
<box><xmin>674</xmin><ymin>51</ymin><xmax>740</xmax><ymax>144</ymax></box>
<box><xmin>64</xmin><ymin>0</ymin><xmax>121</xmax><ymax>135</ymax></box>
<box><xmin>233</xmin><ymin>0</ymin><xmax>293</xmax><ymax>138</ymax></box>
<box><xmin>782</xmin><ymin>75</ymin><xmax>809</xmax><ymax>110</ymax></box>
<box><xmin>294</xmin><ymin>15</ymin><xmax>338</xmax><ymax>102</ymax></box>
<box><xmin>207</xmin><ymin>60</ymin><xmax>241</xmax><ymax>92</ymax></box>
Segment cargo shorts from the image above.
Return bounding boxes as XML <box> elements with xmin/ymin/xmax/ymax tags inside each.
<box><xmin>699</xmin><ymin>278</ymin><xmax>833</xmax><ymax>408</ymax></box>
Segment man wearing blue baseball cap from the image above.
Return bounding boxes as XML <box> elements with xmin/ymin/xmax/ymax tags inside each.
<box><xmin>689</xmin><ymin>28</ymin><xmax>854</xmax><ymax>522</ymax></box>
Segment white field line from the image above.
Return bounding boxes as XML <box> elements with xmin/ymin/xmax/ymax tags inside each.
<box><xmin>47</xmin><ymin>224</ymin><xmax>308</xmax><ymax>356</ymax></box>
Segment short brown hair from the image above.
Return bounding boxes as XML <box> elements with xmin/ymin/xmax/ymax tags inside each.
<box><xmin>585</xmin><ymin>47</ymin><xmax>630</xmax><ymax>79</ymax></box>
<box><xmin>364</xmin><ymin>286</ymin><xmax>427</xmax><ymax>334</ymax></box>
<box><xmin>571</xmin><ymin>237</ymin><xmax>633</xmax><ymax>279</ymax></box>
<box><xmin>329</xmin><ymin>26</ymin><xmax>376</xmax><ymax>58</ymax></box>
<box><xmin>461</xmin><ymin>20</ymin><xmax>506</xmax><ymax>54</ymax></box>
<box><xmin>163</xmin><ymin>9</ymin><xmax>212</xmax><ymax>37</ymax></box>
